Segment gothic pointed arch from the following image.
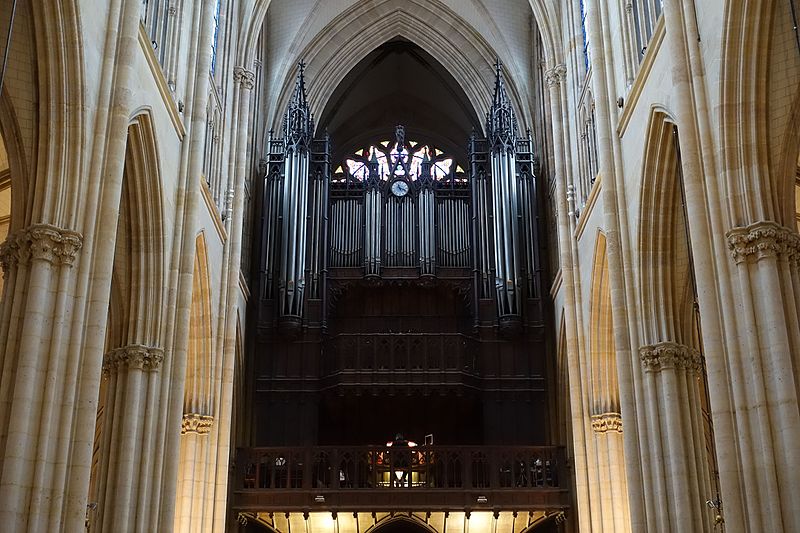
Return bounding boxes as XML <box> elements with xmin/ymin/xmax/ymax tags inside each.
<box><xmin>114</xmin><ymin>110</ymin><xmax>167</xmax><ymax>347</ymax></box>
<box><xmin>637</xmin><ymin>109</ymin><xmax>693</xmax><ymax>346</ymax></box>
<box><xmin>92</xmin><ymin>111</ymin><xmax>168</xmax><ymax>530</ymax></box>
<box><xmin>184</xmin><ymin>231</ymin><xmax>214</xmax><ymax>417</ymax></box>
<box><xmin>0</xmin><ymin>90</ymin><xmax>29</xmax><ymax>232</ymax></box>
<box><xmin>720</xmin><ymin>0</ymin><xmax>800</xmax><ymax>225</ymax></box>
<box><xmin>28</xmin><ymin>0</ymin><xmax>85</xmax><ymax>228</ymax></box>
<box><xmin>588</xmin><ymin>230</ymin><xmax>618</xmax><ymax>417</ymax></box>
<box><xmin>238</xmin><ymin>0</ymin><xmax>563</xmax><ymax>83</ymax></box>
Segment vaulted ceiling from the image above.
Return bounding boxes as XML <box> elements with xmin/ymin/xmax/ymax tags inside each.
<box><xmin>251</xmin><ymin>0</ymin><xmax>560</xmax><ymax>141</ymax></box>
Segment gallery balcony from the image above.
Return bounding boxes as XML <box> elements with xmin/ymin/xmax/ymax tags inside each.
<box><xmin>232</xmin><ymin>445</ymin><xmax>569</xmax><ymax>512</ymax></box>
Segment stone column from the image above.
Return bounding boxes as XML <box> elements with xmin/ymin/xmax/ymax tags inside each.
<box><xmin>0</xmin><ymin>224</ymin><xmax>82</xmax><ymax>532</ymax></box>
<box><xmin>175</xmin><ymin>413</ymin><xmax>213</xmax><ymax>533</ymax></box>
<box><xmin>95</xmin><ymin>345</ymin><xmax>164</xmax><ymax>532</ymax></box>
<box><xmin>724</xmin><ymin>221</ymin><xmax>800</xmax><ymax>532</ymax></box>
<box><xmin>640</xmin><ymin>342</ymin><xmax>713</xmax><ymax>532</ymax></box>
<box><xmin>582</xmin><ymin>0</ymin><xmax>649</xmax><ymax>528</ymax></box>
<box><xmin>210</xmin><ymin>64</ymin><xmax>255</xmax><ymax>532</ymax></box>
<box><xmin>544</xmin><ymin>63</ymin><xmax>594</xmax><ymax>533</ymax></box>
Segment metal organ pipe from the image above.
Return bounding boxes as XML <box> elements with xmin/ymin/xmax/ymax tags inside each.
<box><xmin>275</xmin><ymin>63</ymin><xmax>316</xmax><ymax>321</ymax></box>
<box><xmin>365</xmin><ymin>188</ymin><xmax>381</xmax><ymax>275</ymax></box>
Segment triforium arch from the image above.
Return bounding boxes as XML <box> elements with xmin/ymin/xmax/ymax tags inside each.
<box><xmin>92</xmin><ymin>111</ymin><xmax>167</xmax><ymax>532</ymax></box>
<box><xmin>635</xmin><ymin>108</ymin><xmax>714</xmax><ymax>532</ymax></box>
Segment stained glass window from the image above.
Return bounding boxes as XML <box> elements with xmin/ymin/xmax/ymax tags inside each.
<box><xmin>333</xmin><ymin>140</ymin><xmax>464</xmax><ymax>184</ymax></box>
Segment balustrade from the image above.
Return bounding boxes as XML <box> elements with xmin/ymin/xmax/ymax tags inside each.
<box><xmin>233</xmin><ymin>445</ymin><xmax>567</xmax><ymax>511</ymax></box>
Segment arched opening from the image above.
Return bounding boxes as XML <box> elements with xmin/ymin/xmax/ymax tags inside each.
<box><xmin>636</xmin><ymin>111</ymin><xmax>716</xmax><ymax>530</ymax></box>
<box><xmin>89</xmin><ymin>114</ymin><xmax>166</xmax><ymax>530</ymax></box>
<box><xmin>370</xmin><ymin>517</ymin><xmax>435</xmax><ymax>533</ymax></box>
<box><xmin>588</xmin><ymin>232</ymin><xmax>618</xmax><ymax>417</ymax></box>
<box><xmin>317</xmin><ymin>38</ymin><xmax>482</xmax><ymax>164</ymax></box>
<box><xmin>586</xmin><ymin>230</ymin><xmax>630</xmax><ymax>531</ymax></box>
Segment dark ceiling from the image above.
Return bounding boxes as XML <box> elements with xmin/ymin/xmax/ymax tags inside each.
<box><xmin>317</xmin><ymin>38</ymin><xmax>482</xmax><ymax>166</ymax></box>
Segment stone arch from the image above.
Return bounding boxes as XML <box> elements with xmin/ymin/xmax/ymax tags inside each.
<box><xmin>92</xmin><ymin>111</ymin><xmax>167</xmax><ymax>530</ymax></box>
<box><xmin>0</xmin><ymin>90</ymin><xmax>30</xmax><ymax>233</ymax></box>
<box><xmin>184</xmin><ymin>231</ymin><xmax>214</xmax><ymax>417</ymax></box>
<box><xmin>111</xmin><ymin>110</ymin><xmax>167</xmax><ymax>347</ymax></box>
<box><xmin>269</xmin><ymin>9</ymin><xmax>518</xmax><ymax>133</ymax></box>
<box><xmin>637</xmin><ymin>109</ymin><xmax>694</xmax><ymax>346</ymax></box>
<box><xmin>27</xmin><ymin>0</ymin><xmax>85</xmax><ymax>228</ymax></box>
<box><xmin>240</xmin><ymin>0</ymin><xmax>562</xmax><ymax>134</ymax></box>
<box><xmin>780</xmin><ymin>80</ymin><xmax>800</xmax><ymax>230</ymax></box>
<box><xmin>367</xmin><ymin>514</ymin><xmax>438</xmax><ymax>533</ymax></box>
<box><xmin>588</xmin><ymin>230</ymin><xmax>619</xmax><ymax>416</ymax></box>
<box><xmin>720</xmin><ymin>0</ymin><xmax>800</xmax><ymax>226</ymax></box>
<box><xmin>238</xmin><ymin>0</ymin><xmax>562</xmax><ymax>74</ymax></box>
<box><xmin>555</xmin><ymin>313</ymin><xmax>572</xmax><ymax>450</ymax></box>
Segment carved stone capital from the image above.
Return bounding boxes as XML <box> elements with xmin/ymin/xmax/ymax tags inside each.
<box><xmin>726</xmin><ymin>221</ymin><xmax>800</xmax><ymax>264</ymax></box>
<box><xmin>591</xmin><ymin>412</ymin><xmax>623</xmax><ymax>434</ymax></box>
<box><xmin>640</xmin><ymin>342</ymin><xmax>702</xmax><ymax>374</ymax></box>
<box><xmin>545</xmin><ymin>64</ymin><xmax>567</xmax><ymax>88</ymax></box>
<box><xmin>3</xmin><ymin>224</ymin><xmax>83</xmax><ymax>269</ymax></box>
<box><xmin>233</xmin><ymin>66</ymin><xmax>256</xmax><ymax>90</ymax></box>
<box><xmin>103</xmin><ymin>344</ymin><xmax>164</xmax><ymax>375</ymax></box>
<box><xmin>181</xmin><ymin>413</ymin><xmax>214</xmax><ymax>435</ymax></box>
<box><xmin>0</xmin><ymin>230</ymin><xmax>22</xmax><ymax>272</ymax></box>
<box><xmin>26</xmin><ymin>224</ymin><xmax>83</xmax><ymax>265</ymax></box>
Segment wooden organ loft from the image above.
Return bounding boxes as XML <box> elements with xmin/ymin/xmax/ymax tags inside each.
<box><xmin>234</xmin><ymin>63</ymin><xmax>568</xmax><ymax>520</ymax></box>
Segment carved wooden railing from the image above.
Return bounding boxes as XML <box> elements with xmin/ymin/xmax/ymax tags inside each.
<box><xmin>233</xmin><ymin>446</ymin><xmax>569</xmax><ymax>511</ymax></box>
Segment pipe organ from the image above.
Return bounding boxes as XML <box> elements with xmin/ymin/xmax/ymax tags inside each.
<box><xmin>253</xmin><ymin>61</ymin><xmax>550</xmax><ymax>454</ymax></box>
<box><xmin>259</xmin><ymin>64</ymin><xmax>330</xmax><ymax>332</ymax></box>
<box><xmin>469</xmin><ymin>63</ymin><xmax>540</xmax><ymax>330</ymax></box>
<box><xmin>258</xmin><ymin>62</ymin><xmax>540</xmax><ymax>334</ymax></box>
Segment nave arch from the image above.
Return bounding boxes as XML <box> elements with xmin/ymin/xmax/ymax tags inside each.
<box><xmin>633</xmin><ymin>109</ymin><xmax>714</xmax><ymax>532</ymax></box>
<box><xmin>234</xmin><ymin>0</ymin><xmax>566</xmax><ymax>140</ymax></box>
<box><xmin>173</xmin><ymin>231</ymin><xmax>217</xmax><ymax>532</ymax></box>
<box><xmin>90</xmin><ymin>111</ymin><xmax>168</xmax><ymax>531</ymax></box>
<box><xmin>235</xmin><ymin>0</ymin><xmax>564</xmax><ymax>82</ymax></box>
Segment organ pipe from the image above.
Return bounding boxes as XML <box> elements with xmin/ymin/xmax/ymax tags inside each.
<box><xmin>484</xmin><ymin>61</ymin><xmax>524</xmax><ymax>322</ymax></box>
<box><xmin>365</xmin><ymin>151</ymin><xmax>382</xmax><ymax>275</ymax></box>
<box><xmin>277</xmin><ymin>63</ymin><xmax>315</xmax><ymax>321</ymax></box>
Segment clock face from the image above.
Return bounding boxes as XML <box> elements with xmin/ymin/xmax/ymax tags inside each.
<box><xmin>391</xmin><ymin>180</ymin><xmax>409</xmax><ymax>197</ymax></box>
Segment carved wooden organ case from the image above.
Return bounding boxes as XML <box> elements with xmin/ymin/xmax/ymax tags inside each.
<box><xmin>253</xmin><ymin>63</ymin><xmax>549</xmax><ymax>446</ymax></box>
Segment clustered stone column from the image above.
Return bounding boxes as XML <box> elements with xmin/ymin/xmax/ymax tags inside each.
<box><xmin>172</xmin><ymin>64</ymin><xmax>256</xmax><ymax>533</ymax></box>
<box><xmin>724</xmin><ymin>220</ymin><xmax>800</xmax><ymax>532</ymax></box>
<box><xmin>0</xmin><ymin>224</ymin><xmax>83</xmax><ymax>532</ymax></box>
<box><xmin>639</xmin><ymin>342</ymin><xmax>712</xmax><ymax>532</ymax></box>
<box><xmin>93</xmin><ymin>345</ymin><xmax>164</xmax><ymax>531</ymax></box>
<box><xmin>543</xmin><ymin>63</ymin><xmax>595</xmax><ymax>533</ymax></box>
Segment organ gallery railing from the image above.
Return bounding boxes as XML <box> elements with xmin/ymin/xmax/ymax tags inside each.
<box><xmin>232</xmin><ymin>446</ymin><xmax>569</xmax><ymax>511</ymax></box>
